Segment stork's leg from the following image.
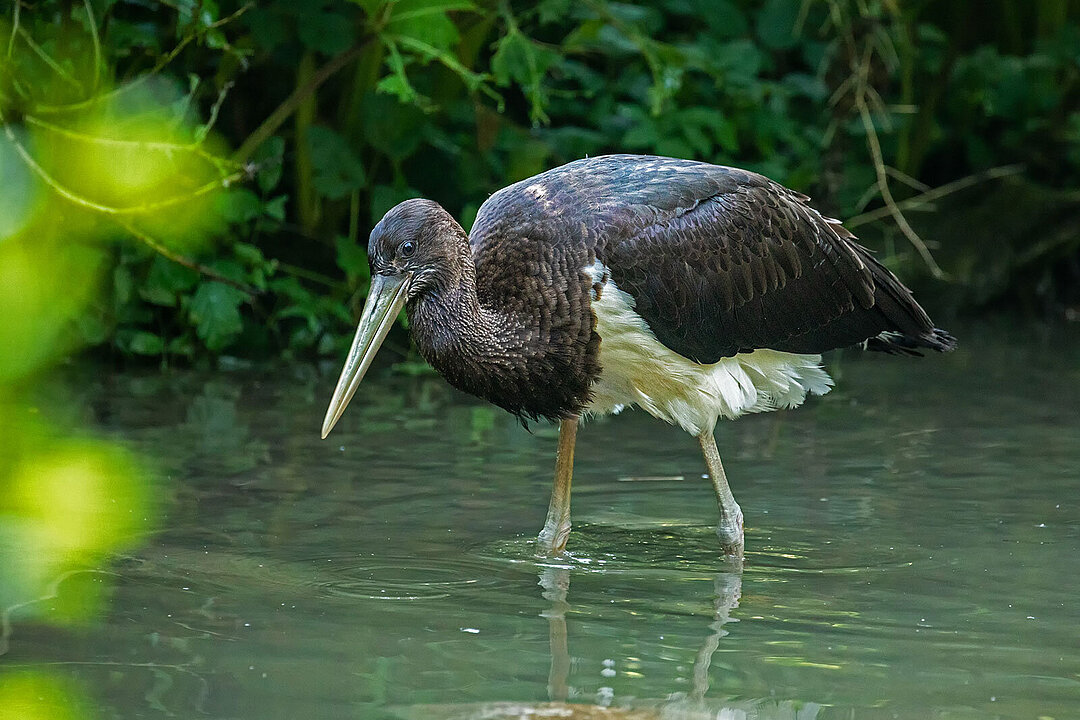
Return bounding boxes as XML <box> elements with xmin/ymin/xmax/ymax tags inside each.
<box><xmin>698</xmin><ymin>430</ymin><xmax>744</xmax><ymax>561</ymax></box>
<box><xmin>536</xmin><ymin>417</ymin><xmax>578</xmax><ymax>557</ymax></box>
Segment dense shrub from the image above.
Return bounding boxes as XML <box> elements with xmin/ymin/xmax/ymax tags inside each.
<box><xmin>2</xmin><ymin>0</ymin><xmax>1077</xmax><ymax>363</ymax></box>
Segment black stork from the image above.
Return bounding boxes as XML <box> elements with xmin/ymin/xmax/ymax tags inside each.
<box><xmin>321</xmin><ymin>154</ymin><xmax>955</xmax><ymax>560</ymax></box>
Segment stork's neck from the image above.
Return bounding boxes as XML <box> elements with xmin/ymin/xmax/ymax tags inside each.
<box><xmin>405</xmin><ymin>232</ymin><xmax>509</xmax><ymax>393</ymax></box>
<box><xmin>403</xmin><ymin>213</ymin><xmax>597</xmax><ymax>421</ymax></box>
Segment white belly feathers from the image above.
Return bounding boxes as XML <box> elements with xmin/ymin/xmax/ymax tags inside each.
<box><xmin>583</xmin><ymin>262</ymin><xmax>833</xmax><ymax>436</ymax></box>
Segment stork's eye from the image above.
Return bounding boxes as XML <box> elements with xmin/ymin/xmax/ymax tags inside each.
<box><xmin>399</xmin><ymin>240</ymin><xmax>416</xmax><ymax>258</ymax></box>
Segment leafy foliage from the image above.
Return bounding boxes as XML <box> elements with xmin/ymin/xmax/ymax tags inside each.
<box><xmin>2</xmin><ymin>0</ymin><xmax>1078</xmax><ymax>365</ymax></box>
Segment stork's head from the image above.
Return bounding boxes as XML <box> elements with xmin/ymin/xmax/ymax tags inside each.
<box><xmin>321</xmin><ymin>198</ymin><xmax>466</xmax><ymax>439</ymax></box>
<box><xmin>367</xmin><ymin>198</ymin><xmax>469</xmax><ymax>299</ymax></box>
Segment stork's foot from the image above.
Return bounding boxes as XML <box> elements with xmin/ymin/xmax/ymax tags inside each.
<box><xmin>536</xmin><ymin>520</ymin><xmax>571</xmax><ymax>558</ymax></box>
<box><xmin>716</xmin><ymin>503</ymin><xmax>744</xmax><ymax>561</ymax></box>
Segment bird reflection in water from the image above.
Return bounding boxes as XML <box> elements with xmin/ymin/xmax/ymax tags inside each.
<box><xmin>399</xmin><ymin>566</ymin><xmax>821</xmax><ymax>720</ymax></box>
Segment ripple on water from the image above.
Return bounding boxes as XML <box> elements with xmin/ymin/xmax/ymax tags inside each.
<box><xmin>476</xmin><ymin>524</ymin><xmax>743</xmax><ymax>578</ymax></box>
<box><xmin>298</xmin><ymin>553</ymin><xmax>515</xmax><ymax>601</ymax></box>
<box><xmin>475</xmin><ymin>523</ymin><xmax>919</xmax><ymax>580</ymax></box>
<box><xmin>750</xmin><ymin>526</ymin><xmax>918</xmax><ymax>576</ymax></box>
<box><xmin>126</xmin><ymin>546</ymin><xmax>525</xmax><ymax>603</ymax></box>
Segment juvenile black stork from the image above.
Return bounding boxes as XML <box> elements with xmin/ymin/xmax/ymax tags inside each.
<box><xmin>321</xmin><ymin>154</ymin><xmax>955</xmax><ymax>560</ymax></box>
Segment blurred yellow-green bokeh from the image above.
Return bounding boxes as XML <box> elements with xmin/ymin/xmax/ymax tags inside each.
<box><xmin>0</xmin><ymin>672</ymin><xmax>97</xmax><ymax>720</ymax></box>
<box><xmin>0</xmin><ymin>8</ymin><xmax>229</xmax><ymax>679</ymax></box>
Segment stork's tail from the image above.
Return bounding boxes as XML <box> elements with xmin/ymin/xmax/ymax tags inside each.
<box><xmin>850</xmin><ymin>244</ymin><xmax>958</xmax><ymax>357</ymax></box>
<box><xmin>864</xmin><ymin>327</ymin><xmax>957</xmax><ymax>356</ymax></box>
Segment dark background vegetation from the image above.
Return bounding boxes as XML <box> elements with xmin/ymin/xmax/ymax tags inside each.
<box><xmin>4</xmin><ymin>0</ymin><xmax>1079</xmax><ymax>366</ymax></box>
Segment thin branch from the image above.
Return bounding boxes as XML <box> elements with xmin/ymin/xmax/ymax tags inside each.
<box><xmin>830</xmin><ymin>18</ymin><xmax>946</xmax><ymax>279</ymax></box>
<box><xmin>32</xmin><ymin>2</ymin><xmax>254</xmax><ymax>116</ymax></box>
<box><xmin>233</xmin><ymin>39</ymin><xmax>370</xmax><ymax>163</ymax></box>
<box><xmin>7</xmin><ymin>0</ymin><xmax>19</xmax><ymax>59</ymax></box>
<box><xmin>856</xmin><ymin>85</ymin><xmax>946</xmax><ymax>278</ymax></box>
<box><xmin>845</xmin><ymin>164</ymin><xmax>1025</xmax><ymax>229</ymax></box>
<box><xmin>276</xmin><ymin>261</ymin><xmax>344</xmax><ymax>289</ymax></box>
<box><xmin>31</xmin><ymin>36</ymin><xmax>191</xmax><ymax>114</ymax></box>
<box><xmin>82</xmin><ymin>0</ymin><xmax>102</xmax><ymax>91</ymax></box>
<box><xmin>2</xmin><ymin>115</ymin><xmax>254</xmax><ymax>294</ymax></box>
<box><xmin>15</xmin><ymin>27</ymin><xmax>82</xmax><ymax>89</ymax></box>
<box><xmin>194</xmin><ymin>80</ymin><xmax>234</xmax><ymax>143</ymax></box>
<box><xmin>115</xmin><ymin>218</ymin><xmax>257</xmax><ymax>296</ymax></box>
<box><xmin>885</xmin><ymin>166</ymin><xmax>931</xmax><ymax>193</ymax></box>
<box><xmin>2</xmin><ymin>110</ymin><xmax>243</xmax><ymax>216</ymax></box>
<box><xmin>24</xmin><ymin>114</ymin><xmax>243</xmax><ymax>171</ymax></box>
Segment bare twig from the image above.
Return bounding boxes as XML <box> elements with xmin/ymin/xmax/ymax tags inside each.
<box><xmin>825</xmin><ymin>0</ymin><xmax>947</xmax><ymax>279</ymax></box>
<box><xmin>31</xmin><ymin>2</ymin><xmax>254</xmax><ymax>116</ymax></box>
<box><xmin>856</xmin><ymin>76</ymin><xmax>946</xmax><ymax>278</ymax></box>
<box><xmin>7</xmin><ymin>0</ymin><xmax>19</xmax><ymax>59</ymax></box>
<box><xmin>1</xmin><ymin>111</ymin><xmax>244</xmax><ymax>216</ymax></box>
<box><xmin>233</xmin><ymin>39</ymin><xmax>370</xmax><ymax>163</ymax></box>
<box><xmin>82</xmin><ymin>0</ymin><xmax>102</xmax><ymax>91</ymax></box>
<box><xmin>194</xmin><ymin>80</ymin><xmax>234</xmax><ymax>143</ymax></box>
<box><xmin>846</xmin><ymin>164</ymin><xmax>1025</xmax><ymax>229</ymax></box>
<box><xmin>15</xmin><ymin>27</ymin><xmax>82</xmax><ymax>89</ymax></box>
<box><xmin>885</xmin><ymin>166</ymin><xmax>931</xmax><ymax>193</ymax></box>
<box><xmin>115</xmin><ymin>218</ymin><xmax>257</xmax><ymax>296</ymax></box>
<box><xmin>24</xmin><ymin>114</ymin><xmax>243</xmax><ymax>172</ymax></box>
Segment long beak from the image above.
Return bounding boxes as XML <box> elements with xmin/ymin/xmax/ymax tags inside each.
<box><xmin>321</xmin><ymin>272</ymin><xmax>412</xmax><ymax>439</ymax></box>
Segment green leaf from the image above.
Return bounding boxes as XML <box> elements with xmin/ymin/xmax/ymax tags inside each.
<box><xmin>711</xmin><ymin>38</ymin><xmax>762</xmax><ymax>86</ymax></box>
<box><xmin>296</xmin><ymin>9</ymin><xmax>355</xmax><ymax>55</ymax></box>
<box><xmin>782</xmin><ymin>73</ymin><xmax>827</xmax><ymax>101</ymax></box>
<box><xmin>215</xmin><ymin>188</ymin><xmax>263</xmax><ymax>224</ymax></box>
<box><xmin>361</xmin><ymin>91</ymin><xmax>425</xmax><ymax>159</ymax></box>
<box><xmin>348</xmin><ymin>0</ymin><xmax>386</xmax><ymax>14</ymax></box>
<box><xmin>233</xmin><ymin>242</ymin><xmax>267</xmax><ymax>268</ymax></box>
<box><xmin>264</xmin><ymin>196</ymin><xmax>288</xmax><ymax>222</ymax></box>
<box><xmin>335</xmin><ymin>235</ymin><xmax>370</xmax><ymax>284</ymax></box>
<box><xmin>385</xmin><ymin>0</ymin><xmax>476</xmax><ymax>51</ymax></box>
<box><xmin>537</xmin><ymin>0</ymin><xmax>571</xmax><ymax>25</ymax></box>
<box><xmin>387</xmin><ymin>9</ymin><xmax>458</xmax><ymax>52</ymax></box>
<box><xmin>75</xmin><ymin>312</ymin><xmax>109</xmax><ymax>346</ymax></box>
<box><xmin>387</xmin><ymin>0</ymin><xmax>475</xmax><ymax>20</ymax></box>
<box><xmin>394</xmin><ymin>35</ymin><xmax>486</xmax><ymax>91</ymax></box>
<box><xmin>247</xmin><ymin>8</ymin><xmax>287</xmax><ymax>48</ymax></box>
<box><xmin>167</xmin><ymin>336</ymin><xmax>195</xmax><ymax>357</ymax></box>
<box><xmin>253</xmin><ymin>136</ymin><xmax>285</xmax><ymax>193</ymax></box>
<box><xmin>370</xmin><ymin>184</ymin><xmax>420</xmax><ymax>220</ymax></box>
<box><xmin>756</xmin><ymin>0</ymin><xmax>801</xmax><ymax>50</ymax></box>
<box><xmin>128</xmin><ymin>331</ymin><xmax>165</xmax><ymax>355</ymax></box>
<box><xmin>491</xmin><ymin>30</ymin><xmax>560</xmax><ymax>123</ymax></box>
<box><xmin>189</xmin><ymin>282</ymin><xmax>247</xmax><ymax>351</ymax></box>
<box><xmin>376</xmin><ymin>72</ymin><xmax>418</xmax><ymax>104</ymax></box>
<box><xmin>306</xmin><ymin>125</ymin><xmax>367</xmax><ymax>200</ymax></box>
<box><xmin>376</xmin><ymin>38</ymin><xmax>430</xmax><ymax>107</ymax></box>
<box><xmin>623</xmin><ymin>120</ymin><xmax>659</xmax><ymax>149</ymax></box>
<box><xmin>113</xmin><ymin>265</ymin><xmax>134</xmax><ymax>307</ymax></box>
<box><xmin>694</xmin><ymin>0</ymin><xmax>747</xmax><ymax>38</ymax></box>
<box><xmin>141</xmin><ymin>256</ymin><xmax>198</xmax><ymax>307</ymax></box>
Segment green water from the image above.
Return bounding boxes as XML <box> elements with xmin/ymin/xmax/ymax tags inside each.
<box><xmin>4</xmin><ymin>323</ymin><xmax>1079</xmax><ymax>719</ymax></box>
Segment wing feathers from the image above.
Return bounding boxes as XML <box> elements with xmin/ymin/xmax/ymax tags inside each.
<box><xmin>598</xmin><ymin>169</ymin><xmax>948</xmax><ymax>362</ymax></box>
<box><xmin>469</xmin><ymin>154</ymin><xmax>953</xmax><ymax>363</ymax></box>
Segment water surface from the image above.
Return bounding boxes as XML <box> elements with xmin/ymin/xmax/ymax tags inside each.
<box><xmin>4</xmin><ymin>322</ymin><xmax>1078</xmax><ymax>719</ymax></box>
